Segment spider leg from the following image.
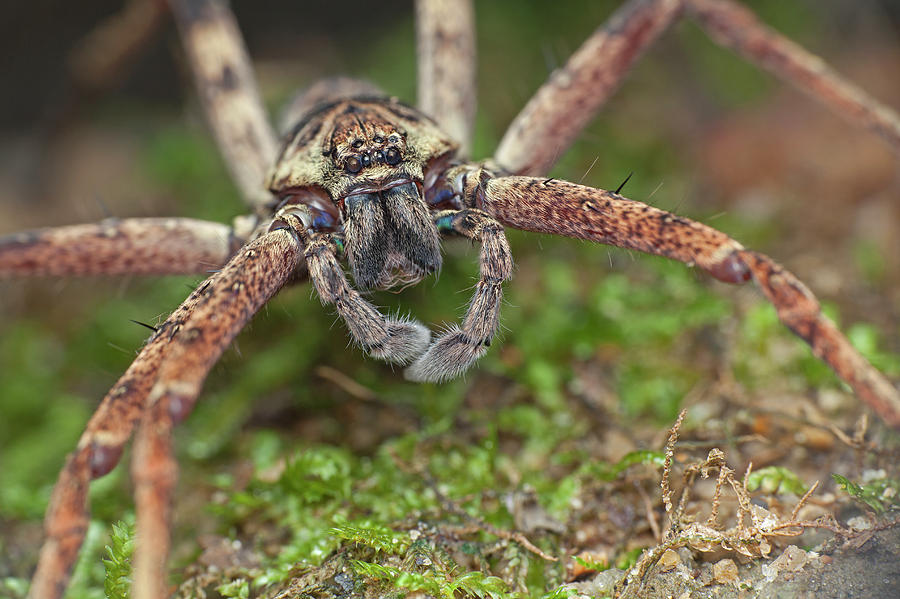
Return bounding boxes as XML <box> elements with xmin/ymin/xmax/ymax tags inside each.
<box><xmin>28</xmin><ymin>287</ymin><xmax>206</xmax><ymax>599</ymax></box>
<box><xmin>495</xmin><ymin>0</ymin><xmax>682</xmax><ymax>176</ymax></box>
<box><xmin>471</xmin><ymin>174</ymin><xmax>900</xmax><ymax>428</ymax></box>
<box><xmin>0</xmin><ymin>217</ymin><xmax>240</xmax><ymax>277</ymax></box>
<box><xmin>300</xmin><ymin>224</ymin><xmax>431</xmax><ymax>365</ymax></box>
<box><xmin>39</xmin><ymin>0</ymin><xmax>169</xmax><ymax>142</ymax></box>
<box><xmin>129</xmin><ymin>228</ymin><xmax>303</xmax><ymax>599</ymax></box>
<box><xmin>496</xmin><ymin>0</ymin><xmax>900</xmax><ymax>177</ymax></box>
<box><xmin>405</xmin><ymin>209</ymin><xmax>512</xmax><ymax>382</ymax></box>
<box><xmin>131</xmin><ymin>398</ymin><xmax>175</xmax><ymax>599</ymax></box>
<box><xmin>27</xmin><ymin>229</ymin><xmax>304</xmax><ymax>599</ymax></box>
<box><xmin>415</xmin><ymin>0</ymin><xmax>476</xmax><ymax>155</ymax></box>
<box><xmin>685</xmin><ymin>0</ymin><xmax>900</xmax><ymax>155</ymax></box>
<box><xmin>169</xmin><ymin>0</ymin><xmax>278</xmax><ymax>210</ymax></box>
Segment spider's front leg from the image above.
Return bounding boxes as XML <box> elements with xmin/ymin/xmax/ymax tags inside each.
<box><xmin>275</xmin><ymin>207</ymin><xmax>431</xmax><ymax>365</ymax></box>
<box><xmin>28</xmin><ymin>228</ymin><xmax>304</xmax><ymax>599</ymax></box>
<box><xmin>405</xmin><ymin>208</ymin><xmax>513</xmax><ymax>383</ymax></box>
<box><xmin>470</xmin><ymin>173</ymin><xmax>900</xmax><ymax>428</ymax></box>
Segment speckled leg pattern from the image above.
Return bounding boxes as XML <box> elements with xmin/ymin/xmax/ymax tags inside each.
<box><xmin>170</xmin><ymin>0</ymin><xmax>278</xmax><ymax>209</ymax></box>
<box><xmin>0</xmin><ymin>217</ymin><xmax>239</xmax><ymax>277</ymax></box>
<box><xmin>475</xmin><ymin>176</ymin><xmax>900</xmax><ymax>428</ymax></box>
<box><xmin>28</xmin><ymin>230</ymin><xmax>304</xmax><ymax>599</ymax></box>
<box><xmin>406</xmin><ymin>209</ymin><xmax>512</xmax><ymax>383</ymax></box>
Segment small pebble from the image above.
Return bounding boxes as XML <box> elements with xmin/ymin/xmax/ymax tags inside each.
<box><xmin>658</xmin><ymin>549</ymin><xmax>681</xmax><ymax>572</ymax></box>
<box><xmin>713</xmin><ymin>558</ymin><xmax>739</xmax><ymax>584</ymax></box>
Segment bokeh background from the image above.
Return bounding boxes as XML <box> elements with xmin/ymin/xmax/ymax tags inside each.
<box><xmin>1</xmin><ymin>1</ymin><xmax>899</xmax><ymax>596</ymax></box>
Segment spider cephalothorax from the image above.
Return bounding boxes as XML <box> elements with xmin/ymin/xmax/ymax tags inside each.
<box><xmin>6</xmin><ymin>1</ymin><xmax>900</xmax><ymax>598</ymax></box>
<box><xmin>269</xmin><ymin>97</ymin><xmax>454</xmax><ymax>291</ymax></box>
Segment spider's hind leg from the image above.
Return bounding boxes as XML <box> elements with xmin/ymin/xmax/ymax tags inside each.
<box><xmin>415</xmin><ymin>0</ymin><xmax>476</xmax><ymax>155</ymax></box>
<box><xmin>405</xmin><ymin>209</ymin><xmax>512</xmax><ymax>382</ymax></box>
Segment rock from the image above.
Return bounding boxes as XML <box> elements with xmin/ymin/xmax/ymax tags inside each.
<box><xmin>658</xmin><ymin>549</ymin><xmax>681</xmax><ymax>572</ymax></box>
<box><xmin>713</xmin><ymin>558</ymin><xmax>739</xmax><ymax>584</ymax></box>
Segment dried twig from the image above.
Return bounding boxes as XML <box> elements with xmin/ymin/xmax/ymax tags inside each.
<box><xmin>634</xmin><ymin>481</ymin><xmax>662</xmax><ymax>542</ymax></box>
<box><xmin>661</xmin><ymin>409</ymin><xmax>686</xmax><ymax>515</ymax></box>
<box><xmin>314</xmin><ymin>365</ymin><xmax>378</xmax><ymax>401</ymax></box>
<box><xmin>789</xmin><ymin>480</ymin><xmax>820</xmax><ymax>522</ymax></box>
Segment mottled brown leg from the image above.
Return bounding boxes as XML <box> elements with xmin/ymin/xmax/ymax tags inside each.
<box><xmin>28</xmin><ymin>288</ymin><xmax>206</xmax><ymax>599</ymax></box>
<box><xmin>415</xmin><ymin>0</ymin><xmax>476</xmax><ymax>155</ymax></box>
<box><xmin>475</xmin><ymin>175</ymin><xmax>900</xmax><ymax>428</ymax></box>
<box><xmin>169</xmin><ymin>0</ymin><xmax>278</xmax><ymax>210</ymax></box>
<box><xmin>494</xmin><ymin>0</ymin><xmax>682</xmax><ymax>176</ymax></box>
<box><xmin>686</xmin><ymin>0</ymin><xmax>900</xmax><ymax>156</ymax></box>
<box><xmin>738</xmin><ymin>251</ymin><xmax>900</xmax><ymax>430</ymax></box>
<box><xmin>27</xmin><ymin>229</ymin><xmax>303</xmax><ymax>599</ymax></box>
<box><xmin>66</xmin><ymin>0</ymin><xmax>169</xmax><ymax>101</ymax></box>
<box><xmin>496</xmin><ymin>0</ymin><xmax>900</xmax><ymax>177</ymax></box>
<box><xmin>406</xmin><ymin>209</ymin><xmax>512</xmax><ymax>382</ymax></box>
<box><xmin>128</xmin><ymin>228</ymin><xmax>302</xmax><ymax>599</ymax></box>
<box><xmin>131</xmin><ymin>399</ymin><xmax>175</xmax><ymax>599</ymax></box>
<box><xmin>0</xmin><ymin>217</ymin><xmax>239</xmax><ymax>277</ymax></box>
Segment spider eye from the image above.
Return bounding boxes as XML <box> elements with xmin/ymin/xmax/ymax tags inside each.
<box><xmin>385</xmin><ymin>147</ymin><xmax>402</xmax><ymax>166</ymax></box>
<box><xmin>344</xmin><ymin>156</ymin><xmax>362</xmax><ymax>174</ymax></box>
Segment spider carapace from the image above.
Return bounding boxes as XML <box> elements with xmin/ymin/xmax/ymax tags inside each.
<box><xmin>270</xmin><ymin>97</ymin><xmax>454</xmax><ymax>292</ymax></box>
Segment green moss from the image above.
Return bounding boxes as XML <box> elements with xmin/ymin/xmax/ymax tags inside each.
<box><xmin>352</xmin><ymin>561</ymin><xmax>507</xmax><ymax>599</ymax></box>
<box><xmin>832</xmin><ymin>474</ymin><xmax>900</xmax><ymax>514</ymax></box>
<box><xmin>102</xmin><ymin>519</ymin><xmax>135</xmax><ymax>599</ymax></box>
<box><xmin>216</xmin><ymin>579</ymin><xmax>250</xmax><ymax>599</ymax></box>
<box><xmin>746</xmin><ymin>466</ymin><xmax>808</xmax><ymax>496</ymax></box>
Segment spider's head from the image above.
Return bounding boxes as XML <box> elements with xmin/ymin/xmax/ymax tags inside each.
<box><xmin>324</xmin><ymin>110</ymin><xmax>442</xmax><ymax>290</ymax></box>
<box><xmin>269</xmin><ymin>98</ymin><xmax>448</xmax><ymax>291</ymax></box>
<box><xmin>327</xmin><ymin>110</ymin><xmax>409</xmax><ymax>182</ymax></box>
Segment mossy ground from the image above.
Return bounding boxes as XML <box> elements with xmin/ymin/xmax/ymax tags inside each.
<box><xmin>1</xmin><ymin>2</ymin><xmax>899</xmax><ymax>598</ymax></box>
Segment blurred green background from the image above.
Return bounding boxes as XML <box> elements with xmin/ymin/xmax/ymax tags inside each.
<box><xmin>1</xmin><ymin>1</ymin><xmax>899</xmax><ymax>597</ymax></box>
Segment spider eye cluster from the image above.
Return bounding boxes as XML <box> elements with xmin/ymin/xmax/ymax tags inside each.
<box><xmin>341</xmin><ymin>133</ymin><xmax>404</xmax><ymax>174</ymax></box>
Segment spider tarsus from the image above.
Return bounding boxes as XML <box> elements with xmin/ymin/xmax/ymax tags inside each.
<box><xmin>368</xmin><ymin>316</ymin><xmax>431</xmax><ymax>364</ymax></box>
<box><xmin>404</xmin><ymin>326</ymin><xmax>487</xmax><ymax>383</ymax></box>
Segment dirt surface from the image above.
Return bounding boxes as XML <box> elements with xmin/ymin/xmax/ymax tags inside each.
<box><xmin>564</xmin><ymin>525</ymin><xmax>900</xmax><ymax>599</ymax></box>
